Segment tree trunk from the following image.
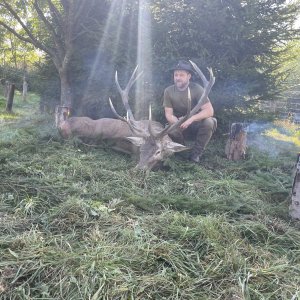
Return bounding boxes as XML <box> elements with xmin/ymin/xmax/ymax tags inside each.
<box><xmin>225</xmin><ymin>123</ymin><xmax>247</xmax><ymax>160</ymax></box>
<box><xmin>6</xmin><ymin>83</ymin><xmax>15</xmax><ymax>113</ymax></box>
<box><xmin>22</xmin><ymin>77</ymin><xmax>28</xmax><ymax>102</ymax></box>
<box><xmin>59</xmin><ymin>69</ymin><xmax>72</xmax><ymax>108</ymax></box>
<box><xmin>4</xmin><ymin>80</ymin><xmax>10</xmax><ymax>98</ymax></box>
<box><xmin>290</xmin><ymin>154</ymin><xmax>300</xmax><ymax>220</ymax></box>
<box><xmin>55</xmin><ymin>105</ymin><xmax>70</xmax><ymax>127</ymax></box>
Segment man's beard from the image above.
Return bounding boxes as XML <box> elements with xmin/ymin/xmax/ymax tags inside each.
<box><xmin>175</xmin><ymin>81</ymin><xmax>188</xmax><ymax>90</ymax></box>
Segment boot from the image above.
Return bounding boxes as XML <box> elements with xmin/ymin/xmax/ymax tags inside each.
<box><xmin>189</xmin><ymin>146</ymin><xmax>204</xmax><ymax>163</ymax></box>
<box><xmin>186</xmin><ymin>118</ymin><xmax>217</xmax><ymax>163</ymax></box>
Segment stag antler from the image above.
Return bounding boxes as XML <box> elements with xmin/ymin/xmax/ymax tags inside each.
<box><xmin>154</xmin><ymin>60</ymin><xmax>215</xmax><ymax>139</ymax></box>
<box><xmin>188</xmin><ymin>60</ymin><xmax>215</xmax><ymax>116</ymax></box>
<box><xmin>109</xmin><ymin>66</ymin><xmax>148</xmax><ymax>137</ymax></box>
<box><xmin>114</xmin><ymin>65</ymin><xmax>142</xmax><ymax>120</ymax></box>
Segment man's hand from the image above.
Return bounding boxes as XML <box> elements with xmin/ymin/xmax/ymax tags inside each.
<box><xmin>180</xmin><ymin>117</ymin><xmax>194</xmax><ymax>129</ymax></box>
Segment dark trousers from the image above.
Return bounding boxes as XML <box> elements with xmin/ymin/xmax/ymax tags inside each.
<box><xmin>169</xmin><ymin>117</ymin><xmax>217</xmax><ymax>156</ymax></box>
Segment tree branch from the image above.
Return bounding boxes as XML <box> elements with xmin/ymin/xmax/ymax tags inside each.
<box><xmin>0</xmin><ymin>20</ymin><xmax>30</xmax><ymax>44</ymax></box>
<box><xmin>70</xmin><ymin>0</ymin><xmax>96</xmax><ymax>42</ymax></box>
<box><xmin>33</xmin><ymin>0</ymin><xmax>65</xmax><ymax>61</ymax></box>
<box><xmin>59</xmin><ymin>0</ymin><xmax>70</xmax><ymax>12</ymax></box>
<box><xmin>0</xmin><ymin>1</ymin><xmax>54</xmax><ymax>57</ymax></box>
<box><xmin>34</xmin><ymin>0</ymin><xmax>59</xmax><ymax>40</ymax></box>
<box><xmin>73</xmin><ymin>0</ymin><xmax>90</xmax><ymax>24</ymax></box>
<box><xmin>0</xmin><ymin>19</ymin><xmax>54</xmax><ymax>56</ymax></box>
<box><xmin>47</xmin><ymin>0</ymin><xmax>64</xmax><ymax>29</ymax></box>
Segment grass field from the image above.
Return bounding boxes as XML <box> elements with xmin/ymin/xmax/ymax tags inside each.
<box><xmin>0</xmin><ymin>93</ymin><xmax>300</xmax><ymax>299</ymax></box>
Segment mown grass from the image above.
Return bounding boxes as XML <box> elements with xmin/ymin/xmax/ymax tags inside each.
<box><xmin>0</xmin><ymin>92</ymin><xmax>300</xmax><ymax>299</ymax></box>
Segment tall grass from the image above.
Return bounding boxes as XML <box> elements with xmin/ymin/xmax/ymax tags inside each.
<box><xmin>0</xmin><ymin>93</ymin><xmax>299</xmax><ymax>299</ymax></box>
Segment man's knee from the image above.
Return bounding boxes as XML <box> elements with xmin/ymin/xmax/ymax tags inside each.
<box><xmin>198</xmin><ymin>117</ymin><xmax>217</xmax><ymax>132</ymax></box>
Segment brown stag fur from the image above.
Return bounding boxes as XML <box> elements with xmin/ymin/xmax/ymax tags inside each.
<box><xmin>58</xmin><ymin>117</ymin><xmax>164</xmax><ymax>140</ymax></box>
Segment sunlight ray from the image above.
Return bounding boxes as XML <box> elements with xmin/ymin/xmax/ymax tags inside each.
<box><xmin>135</xmin><ymin>0</ymin><xmax>153</xmax><ymax>119</ymax></box>
<box><xmin>82</xmin><ymin>0</ymin><xmax>127</xmax><ymax>101</ymax></box>
<box><xmin>111</xmin><ymin>0</ymin><xmax>128</xmax><ymax>63</ymax></box>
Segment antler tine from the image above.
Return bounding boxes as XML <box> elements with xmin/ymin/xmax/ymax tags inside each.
<box><xmin>125</xmin><ymin>65</ymin><xmax>143</xmax><ymax>93</ymax></box>
<box><xmin>109</xmin><ymin>97</ymin><xmax>127</xmax><ymax>122</ymax></box>
<box><xmin>148</xmin><ymin>104</ymin><xmax>157</xmax><ymax>138</ymax></box>
<box><xmin>114</xmin><ymin>71</ymin><xmax>123</xmax><ymax>95</ymax></box>
<box><xmin>189</xmin><ymin>66</ymin><xmax>215</xmax><ymax>116</ymax></box>
<box><xmin>114</xmin><ymin>66</ymin><xmax>143</xmax><ymax>121</ymax></box>
<box><xmin>115</xmin><ymin>70</ymin><xmax>134</xmax><ymax>120</ymax></box>
<box><xmin>109</xmin><ymin>97</ymin><xmax>148</xmax><ymax>137</ymax></box>
<box><xmin>189</xmin><ymin>60</ymin><xmax>209</xmax><ymax>86</ymax></box>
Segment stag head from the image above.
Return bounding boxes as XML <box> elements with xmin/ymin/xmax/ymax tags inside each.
<box><xmin>109</xmin><ymin>61</ymin><xmax>215</xmax><ymax>170</ymax></box>
<box><xmin>126</xmin><ymin>133</ymin><xmax>188</xmax><ymax>170</ymax></box>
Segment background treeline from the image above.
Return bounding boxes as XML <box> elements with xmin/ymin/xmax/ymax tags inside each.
<box><xmin>0</xmin><ymin>0</ymin><xmax>299</xmax><ymax>123</ymax></box>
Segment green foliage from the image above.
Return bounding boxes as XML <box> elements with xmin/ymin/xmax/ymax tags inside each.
<box><xmin>277</xmin><ymin>39</ymin><xmax>300</xmax><ymax>95</ymax></box>
<box><xmin>29</xmin><ymin>58</ymin><xmax>60</xmax><ymax>110</ymax></box>
<box><xmin>0</xmin><ymin>96</ymin><xmax>5</xmax><ymax>110</ymax></box>
<box><xmin>0</xmin><ymin>63</ymin><xmax>47</xmax><ymax>97</ymax></box>
<box><xmin>0</xmin><ymin>65</ymin><xmax>24</xmax><ymax>91</ymax></box>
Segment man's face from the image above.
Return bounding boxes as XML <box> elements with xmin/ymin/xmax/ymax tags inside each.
<box><xmin>174</xmin><ymin>70</ymin><xmax>191</xmax><ymax>89</ymax></box>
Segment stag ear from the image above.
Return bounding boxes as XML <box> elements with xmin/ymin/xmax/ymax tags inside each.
<box><xmin>165</xmin><ymin>141</ymin><xmax>189</xmax><ymax>153</ymax></box>
<box><xmin>126</xmin><ymin>137</ymin><xmax>145</xmax><ymax>147</ymax></box>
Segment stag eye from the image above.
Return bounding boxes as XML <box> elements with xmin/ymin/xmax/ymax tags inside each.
<box><xmin>155</xmin><ymin>150</ymin><xmax>161</xmax><ymax>156</ymax></box>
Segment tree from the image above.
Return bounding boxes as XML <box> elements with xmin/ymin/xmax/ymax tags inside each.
<box><xmin>0</xmin><ymin>0</ymin><xmax>102</xmax><ymax>108</ymax></box>
<box><xmin>278</xmin><ymin>40</ymin><xmax>300</xmax><ymax>87</ymax></box>
<box><xmin>275</xmin><ymin>39</ymin><xmax>300</xmax><ymax>107</ymax></box>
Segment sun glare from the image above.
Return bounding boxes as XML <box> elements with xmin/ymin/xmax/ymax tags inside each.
<box><xmin>83</xmin><ymin>0</ymin><xmax>153</xmax><ymax>119</ymax></box>
<box><xmin>83</xmin><ymin>0</ymin><xmax>127</xmax><ymax>99</ymax></box>
<box><xmin>135</xmin><ymin>0</ymin><xmax>153</xmax><ymax>119</ymax></box>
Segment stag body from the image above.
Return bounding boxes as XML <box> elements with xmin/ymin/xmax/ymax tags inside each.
<box><xmin>57</xmin><ymin>62</ymin><xmax>215</xmax><ymax>170</ymax></box>
<box><xmin>57</xmin><ymin>115</ymin><xmax>182</xmax><ymax>169</ymax></box>
<box><xmin>59</xmin><ymin>117</ymin><xmax>132</xmax><ymax>140</ymax></box>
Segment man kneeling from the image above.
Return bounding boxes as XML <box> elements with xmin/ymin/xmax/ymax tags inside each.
<box><xmin>163</xmin><ymin>60</ymin><xmax>217</xmax><ymax>163</ymax></box>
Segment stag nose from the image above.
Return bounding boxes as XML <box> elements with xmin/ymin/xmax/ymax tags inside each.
<box><xmin>136</xmin><ymin>160</ymin><xmax>159</xmax><ymax>171</ymax></box>
<box><xmin>136</xmin><ymin>163</ymin><xmax>149</xmax><ymax>171</ymax></box>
